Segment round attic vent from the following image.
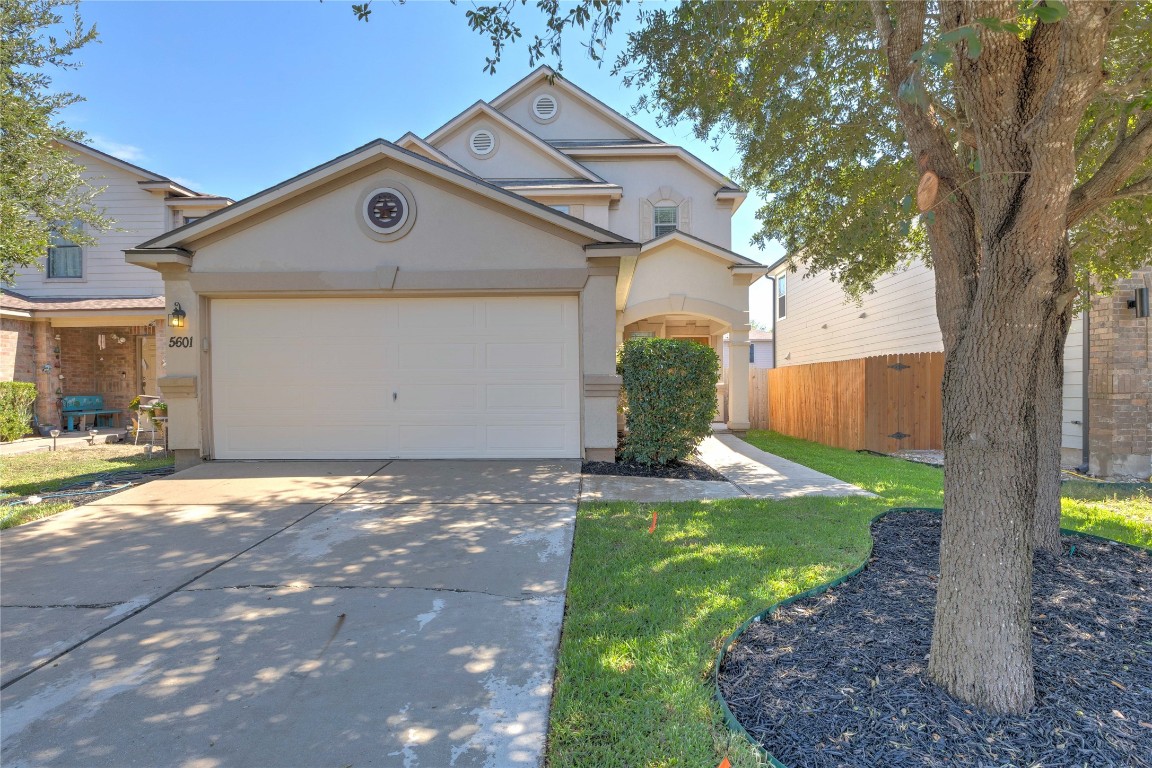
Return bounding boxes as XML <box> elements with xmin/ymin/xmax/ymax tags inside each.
<box><xmin>532</xmin><ymin>94</ymin><xmax>559</xmax><ymax>122</ymax></box>
<box><xmin>469</xmin><ymin>129</ymin><xmax>496</xmax><ymax>157</ymax></box>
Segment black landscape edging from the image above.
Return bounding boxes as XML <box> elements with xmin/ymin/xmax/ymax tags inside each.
<box><xmin>711</xmin><ymin>506</ymin><xmax>1151</xmax><ymax>768</ymax></box>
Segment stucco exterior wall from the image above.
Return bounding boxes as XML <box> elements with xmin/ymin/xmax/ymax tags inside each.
<box><xmin>190</xmin><ymin>164</ymin><xmax>590</xmax><ymax>275</ymax></box>
<box><xmin>580</xmin><ymin>158</ymin><xmax>734</xmax><ymax>248</ymax></box>
<box><xmin>496</xmin><ymin>87</ymin><xmax>635</xmax><ymax>142</ymax></box>
<box><xmin>626</xmin><ymin>247</ymin><xmax>749</xmax><ymax>321</ymax></box>
<box><xmin>435</xmin><ymin>118</ymin><xmax>585</xmax><ymax>181</ymax></box>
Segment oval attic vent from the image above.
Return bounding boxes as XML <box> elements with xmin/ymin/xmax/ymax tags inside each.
<box><xmin>469</xmin><ymin>129</ymin><xmax>496</xmax><ymax>156</ymax></box>
<box><xmin>533</xmin><ymin>94</ymin><xmax>558</xmax><ymax>121</ymax></box>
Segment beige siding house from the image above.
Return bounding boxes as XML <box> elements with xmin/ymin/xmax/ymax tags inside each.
<box><xmin>126</xmin><ymin>68</ymin><xmax>768</xmax><ymax>466</ymax></box>
<box><xmin>767</xmin><ymin>257</ymin><xmax>1148</xmax><ymax>479</ymax></box>
<box><xmin>1</xmin><ymin>142</ymin><xmax>230</xmax><ymax>430</ymax></box>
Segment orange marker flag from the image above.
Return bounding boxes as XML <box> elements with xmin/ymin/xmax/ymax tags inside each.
<box><xmin>648</xmin><ymin>510</ymin><xmax>658</xmax><ymax>534</ymax></box>
<box><xmin>718</xmin><ymin>759</ymin><xmax>732</xmax><ymax>768</ymax></box>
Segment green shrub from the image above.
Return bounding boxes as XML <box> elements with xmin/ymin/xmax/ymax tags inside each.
<box><xmin>617</xmin><ymin>337</ymin><xmax>720</xmax><ymax>465</ymax></box>
<box><xmin>0</xmin><ymin>382</ymin><xmax>37</xmax><ymax>442</ymax></box>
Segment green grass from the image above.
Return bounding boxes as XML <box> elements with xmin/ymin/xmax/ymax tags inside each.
<box><xmin>548</xmin><ymin>431</ymin><xmax>1151</xmax><ymax>767</ymax></box>
<box><xmin>1</xmin><ymin>444</ymin><xmax>174</xmax><ymax>529</ymax></box>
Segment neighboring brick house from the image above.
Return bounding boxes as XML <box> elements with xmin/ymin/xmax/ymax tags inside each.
<box><xmin>0</xmin><ymin>141</ymin><xmax>230</xmax><ymax>433</ymax></box>
<box><xmin>765</xmin><ymin>258</ymin><xmax>1151</xmax><ymax>480</ymax></box>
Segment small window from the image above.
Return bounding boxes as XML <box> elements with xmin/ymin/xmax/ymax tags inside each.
<box><xmin>654</xmin><ymin>206</ymin><xmax>678</xmax><ymax>238</ymax></box>
<box><xmin>182</xmin><ymin>215</ymin><xmax>202</xmax><ymax>226</ymax></box>
<box><xmin>551</xmin><ymin>204</ymin><xmax>570</xmax><ymax>215</ymax></box>
<box><xmin>777</xmin><ymin>275</ymin><xmax>787</xmax><ymax>320</ymax></box>
<box><xmin>750</xmin><ymin>344</ymin><xmax>756</xmax><ymax>364</ymax></box>
<box><xmin>47</xmin><ymin>223</ymin><xmax>83</xmax><ymax>279</ymax></box>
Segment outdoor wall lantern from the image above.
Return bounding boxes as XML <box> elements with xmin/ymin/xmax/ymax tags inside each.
<box><xmin>1128</xmin><ymin>287</ymin><xmax>1149</xmax><ymax>318</ymax></box>
<box><xmin>168</xmin><ymin>302</ymin><xmax>187</xmax><ymax>328</ymax></box>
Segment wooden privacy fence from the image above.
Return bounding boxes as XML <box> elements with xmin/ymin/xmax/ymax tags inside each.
<box><xmin>751</xmin><ymin>352</ymin><xmax>945</xmax><ymax>453</ymax></box>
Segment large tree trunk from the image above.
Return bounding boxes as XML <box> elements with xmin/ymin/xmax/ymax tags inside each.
<box><xmin>928</xmin><ymin>274</ymin><xmax>1050</xmax><ymax>713</ymax></box>
<box><xmin>871</xmin><ymin>0</ymin><xmax>1112</xmax><ymax>714</ymax></box>
<box><xmin>1034</xmin><ymin>257</ymin><xmax>1075</xmax><ymax>556</ymax></box>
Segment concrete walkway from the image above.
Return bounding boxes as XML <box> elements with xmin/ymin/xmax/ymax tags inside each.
<box><xmin>1</xmin><ymin>459</ymin><xmax>579</xmax><ymax>768</ymax></box>
<box><xmin>580</xmin><ymin>434</ymin><xmax>874</xmax><ymax>502</ymax></box>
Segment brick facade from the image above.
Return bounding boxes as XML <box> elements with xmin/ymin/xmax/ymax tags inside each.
<box><xmin>1</xmin><ymin>317</ymin><xmax>36</xmax><ymax>384</ymax></box>
<box><xmin>1088</xmin><ymin>265</ymin><xmax>1152</xmax><ymax>480</ymax></box>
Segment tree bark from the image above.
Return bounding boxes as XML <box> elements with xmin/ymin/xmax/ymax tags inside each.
<box><xmin>1034</xmin><ymin>251</ymin><xmax>1075</xmax><ymax>556</ymax></box>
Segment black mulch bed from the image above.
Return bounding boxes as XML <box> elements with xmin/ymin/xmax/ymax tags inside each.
<box><xmin>719</xmin><ymin>510</ymin><xmax>1151</xmax><ymax>768</ymax></box>
<box><xmin>581</xmin><ymin>455</ymin><xmax>726</xmax><ymax>481</ymax></box>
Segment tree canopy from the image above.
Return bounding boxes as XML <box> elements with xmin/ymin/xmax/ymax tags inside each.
<box><xmin>1</xmin><ymin>0</ymin><xmax>108</xmax><ymax>286</ymax></box>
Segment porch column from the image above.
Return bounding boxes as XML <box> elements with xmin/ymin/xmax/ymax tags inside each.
<box><xmin>727</xmin><ymin>328</ymin><xmax>751</xmax><ymax>432</ymax></box>
<box><xmin>582</xmin><ymin>256</ymin><xmax>622</xmax><ymax>462</ymax></box>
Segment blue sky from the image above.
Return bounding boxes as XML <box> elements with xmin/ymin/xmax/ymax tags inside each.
<box><xmin>60</xmin><ymin>1</ymin><xmax>782</xmax><ymax>325</ymax></box>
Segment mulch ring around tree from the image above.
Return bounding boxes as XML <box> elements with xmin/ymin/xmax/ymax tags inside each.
<box><xmin>718</xmin><ymin>510</ymin><xmax>1151</xmax><ymax>768</ymax></box>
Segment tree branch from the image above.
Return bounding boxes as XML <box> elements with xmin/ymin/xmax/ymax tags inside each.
<box><xmin>1069</xmin><ymin>109</ymin><xmax>1152</xmax><ymax>224</ymax></box>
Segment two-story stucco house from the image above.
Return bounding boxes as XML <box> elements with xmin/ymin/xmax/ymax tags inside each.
<box><xmin>124</xmin><ymin>68</ymin><xmax>768</xmax><ymax>466</ymax></box>
<box><xmin>765</xmin><ymin>258</ymin><xmax>1151</xmax><ymax>480</ymax></box>
<box><xmin>0</xmin><ymin>141</ymin><xmax>231</xmax><ymax>432</ymax></box>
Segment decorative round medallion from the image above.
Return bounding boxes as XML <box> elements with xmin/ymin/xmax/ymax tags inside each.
<box><xmin>362</xmin><ymin>187</ymin><xmax>410</xmax><ymax>235</ymax></box>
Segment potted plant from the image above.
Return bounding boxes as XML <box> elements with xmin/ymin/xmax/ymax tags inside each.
<box><xmin>152</xmin><ymin>401</ymin><xmax>168</xmax><ymax>417</ymax></box>
<box><xmin>129</xmin><ymin>395</ymin><xmax>142</xmax><ymax>412</ymax></box>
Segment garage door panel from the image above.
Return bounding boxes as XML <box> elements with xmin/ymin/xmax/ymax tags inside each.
<box><xmin>483</xmin><ymin>298</ymin><xmax>572</xmax><ymax>334</ymax></box>
<box><xmin>397</xmin><ymin>301</ymin><xmax>478</xmax><ymax>333</ymax></box>
<box><xmin>486</xmin><ymin>384</ymin><xmax>569</xmax><ymax>410</ymax></box>
<box><xmin>485</xmin><ymin>342</ymin><xmax>568</xmax><ymax>370</ymax></box>
<box><xmin>211</xmin><ymin>297</ymin><xmax>580</xmax><ymax>459</ymax></box>
<box><xmin>486</xmin><ymin>424</ymin><xmax>577</xmax><ymax>452</ymax></box>
<box><xmin>398</xmin><ymin>343</ymin><xmax>478</xmax><ymax>371</ymax></box>
<box><xmin>398</xmin><ymin>385</ymin><xmax>480</xmax><ymax>411</ymax></box>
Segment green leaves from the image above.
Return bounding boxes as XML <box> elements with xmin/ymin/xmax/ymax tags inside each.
<box><xmin>1033</xmin><ymin>1</ymin><xmax>1069</xmax><ymax>24</ymax></box>
<box><xmin>0</xmin><ymin>0</ymin><xmax>110</xmax><ymax>285</ymax></box>
<box><xmin>618</xmin><ymin>338</ymin><xmax>720</xmax><ymax>465</ymax></box>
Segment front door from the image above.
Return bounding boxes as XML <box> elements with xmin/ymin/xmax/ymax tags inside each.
<box><xmin>139</xmin><ymin>336</ymin><xmax>157</xmax><ymax>394</ymax></box>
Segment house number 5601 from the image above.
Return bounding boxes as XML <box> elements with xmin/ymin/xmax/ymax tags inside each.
<box><xmin>168</xmin><ymin>336</ymin><xmax>194</xmax><ymax>348</ymax></box>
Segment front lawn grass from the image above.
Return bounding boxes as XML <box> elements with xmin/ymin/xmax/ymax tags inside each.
<box><xmin>0</xmin><ymin>445</ymin><xmax>174</xmax><ymax>529</ymax></box>
<box><xmin>548</xmin><ymin>431</ymin><xmax>1151</xmax><ymax>767</ymax></box>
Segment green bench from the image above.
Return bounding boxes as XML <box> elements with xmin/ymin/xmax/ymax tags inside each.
<box><xmin>62</xmin><ymin>395</ymin><xmax>123</xmax><ymax>431</ymax></box>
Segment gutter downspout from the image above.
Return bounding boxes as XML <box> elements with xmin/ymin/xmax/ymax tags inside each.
<box><xmin>1082</xmin><ymin>310</ymin><xmax>1090</xmax><ymax>471</ymax></box>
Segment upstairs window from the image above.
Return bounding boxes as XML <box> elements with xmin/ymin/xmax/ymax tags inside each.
<box><xmin>654</xmin><ymin>205</ymin><xmax>678</xmax><ymax>237</ymax></box>
<box><xmin>777</xmin><ymin>274</ymin><xmax>787</xmax><ymax>320</ymax></box>
<box><xmin>551</xmin><ymin>205</ymin><xmax>570</xmax><ymax>215</ymax></box>
<box><xmin>47</xmin><ymin>223</ymin><xmax>83</xmax><ymax>279</ymax></box>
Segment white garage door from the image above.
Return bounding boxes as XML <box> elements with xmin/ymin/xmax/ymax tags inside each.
<box><xmin>210</xmin><ymin>297</ymin><xmax>581</xmax><ymax>459</ymax></box>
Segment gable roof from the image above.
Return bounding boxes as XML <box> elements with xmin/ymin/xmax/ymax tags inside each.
<box><xmin>640</xmin><ymin>230</ymin><xmax>766</xmax><ymax>268</ymax></box>
<box><xmin>60</xmin><ymin>139</ymin><xmax>228</xmax><ymax>200</ymax></box>
<box><xmin>424</xmin><ymin>101</ymin><xmax>604</xmax><ymax>183</ymax></box>
<box><xmin>394</xmin><ymin>132</ymin><xmax>472</xmax><ymax>174</ymax></box>
<box><xmin>490</xmin><ymin>66</ymin><xmax>663</xmax><ymax>144</ymax></box>
<box><xmin>132</xmin><ymin>139</ymin><xmax>631</xmax><ymax>252</ymax></box>
<box><xmin>558</xmin><ymin>142</ymin><xmax>745</xmax><ymax>197</ymax></box>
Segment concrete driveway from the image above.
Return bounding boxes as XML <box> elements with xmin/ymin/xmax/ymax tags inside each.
<box><xmin>0</xmin><ymin>459</ymin><xmax>580</xmax><ymax>768</ymax></box>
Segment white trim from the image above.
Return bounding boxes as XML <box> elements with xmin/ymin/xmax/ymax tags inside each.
<box><xmin>394</xmin><ymin>132</ymin><xmax>471</xmax><ymax>173</ymax></box>
<box><xmin>134</xmin><ymin>140</ymin><xmax>630</xmax><ymax>251</ymax></box>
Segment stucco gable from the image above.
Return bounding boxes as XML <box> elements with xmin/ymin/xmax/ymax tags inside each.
<box><xmin>425</xmin><ymin>102</ymin><xmax>602</xmax><ymax>182</ymax></box>
<box><xmin>394</xmin><ymin>132</ymin><xmax>472</xmax><ymax>174</ymax></box>
<box><xmin>491</xmin><ymin>66</ymin><xmax>662</xmax><ymax>143</ymax></box>
<box><xmin>180</xmin><ymin>160</ymin><xmax>611</xmax><ymax>277</ymax></box>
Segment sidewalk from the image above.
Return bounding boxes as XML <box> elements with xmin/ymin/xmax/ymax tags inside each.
<box><xmin>580</xmin><ymin>433</ymin><xmax>875</xmax><ymax>502</ymax></box>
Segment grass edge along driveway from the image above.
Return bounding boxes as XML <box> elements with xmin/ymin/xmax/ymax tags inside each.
<box><xmin>546</xmin><ymin>430</ymin><xmax>1150</xmax><ymax>768</ymax></box>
